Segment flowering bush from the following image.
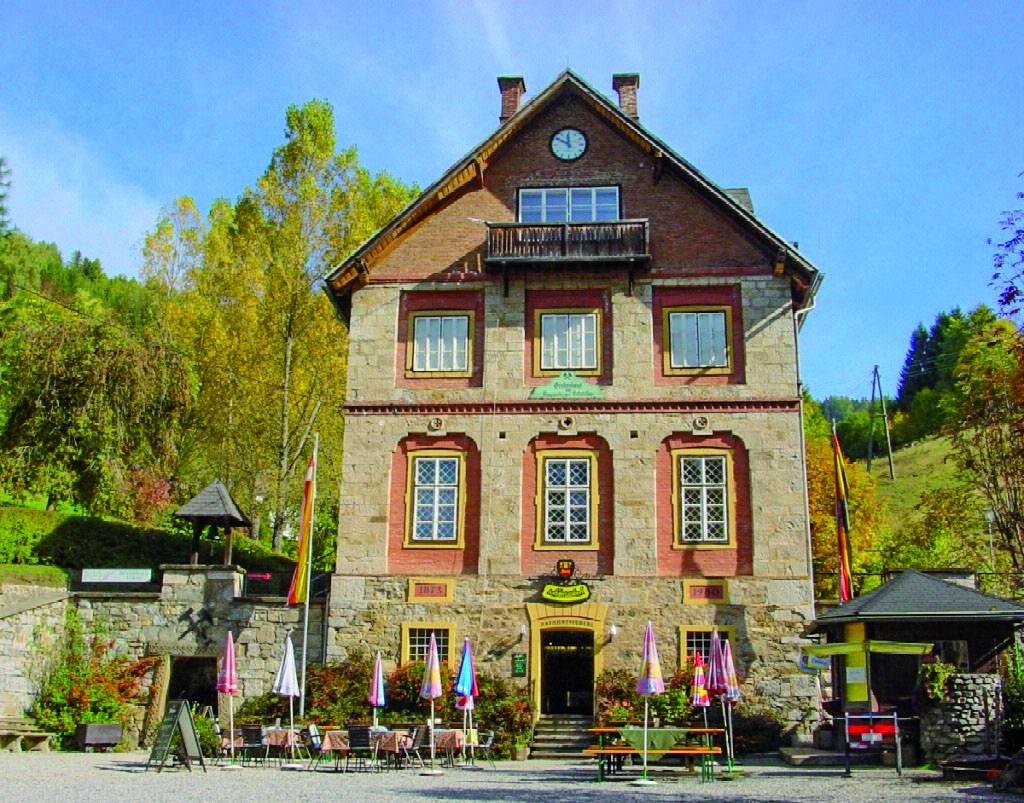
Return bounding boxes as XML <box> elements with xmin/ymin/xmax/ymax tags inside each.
<box><xmin>29</xmin><ymin>610</ymin><xmax>158</xmax><ymax>748</ymax></box>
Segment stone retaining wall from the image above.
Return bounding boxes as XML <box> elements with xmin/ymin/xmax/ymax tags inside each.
<box><xmin>0</xmin><ymin>586</ymin><xmax>70</xmax><ymax>718</ymax></box>
<box><xmin>921</xmin><ymin>674</ymin><xmax>1002</xmax><ymax>762</ymax></box>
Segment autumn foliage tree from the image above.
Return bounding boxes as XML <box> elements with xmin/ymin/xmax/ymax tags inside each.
<box><xmin>143</xmin><ymin>99</ymin><xmax>417</xmax><ymax>549</ymax></box>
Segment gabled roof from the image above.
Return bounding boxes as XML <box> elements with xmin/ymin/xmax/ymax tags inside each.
<box><xmin>173</xmin><ymin>478</ymin><xmax>251</xmax><ymax>527</ymax></box>
<box><xmin>324</xmin><ymin>69</ymin><xmax>821</xmax><ymax>309</ymax></box>
<box><xmin>808</xmin><ymin>569</ymin><xmax>1024</xmax><ymax>632</ymax></box>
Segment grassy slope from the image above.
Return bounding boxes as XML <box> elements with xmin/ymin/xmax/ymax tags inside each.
<box><xmin>866</xmin><ymin>436</ymin><xmax>959</xmax><ymax>527</ymax></box>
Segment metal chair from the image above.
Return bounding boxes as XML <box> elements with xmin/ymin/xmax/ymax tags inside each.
<box><xmin>345</xmin><ymin>724</ymin><xmax>382</xmax><ymax>772</ymax></box>
<box><xmin>305</xmin><ymin>724</ymin><xmax>332</xmax><ymax>771</ymax></box>
<box><xmin>240</xmin><ymin>724</ymin><xmax>268</xmax><ymax>766</ymax></box>
<box><xmin>475</xmin><ymin>730</ymin><xmax>497</xmax><ymax>768</ymax></box>
<box><xmin>401</xmin><ymin>725</ymin><xmax>428</xmax><ymax>768</ymax></box>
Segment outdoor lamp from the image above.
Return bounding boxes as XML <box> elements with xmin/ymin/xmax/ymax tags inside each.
<box><xmin>519</xmin><ymin>624</ymin><xmax>527</xmax><ymax>642</ymax></box>
<box><xmin>608</xmin><ymin>624</ymin><xmax>618</xmax><ymax>643</ymax></box>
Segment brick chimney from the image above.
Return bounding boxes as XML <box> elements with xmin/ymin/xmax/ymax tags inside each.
<box><xmin>497</xmin><ymin>76</ymin><xmax>526</xmax><ymax>124</ymax></box>
<box><xmin>612</xmin><ymin>73</ymin><xmax>640</xmax><ymax>121</ymax></box>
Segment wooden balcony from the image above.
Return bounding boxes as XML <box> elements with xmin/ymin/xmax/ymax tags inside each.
<box><xmin>484</xmin><ymin>220</ymin><xmax>650</xmax><ymax>266</ymax></box>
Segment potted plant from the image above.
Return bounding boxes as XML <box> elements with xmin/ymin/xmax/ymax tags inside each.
<box><xmin>510</xmin><ymin>732</ymin><xmax>531</xmax><ymax>760</ymax></box>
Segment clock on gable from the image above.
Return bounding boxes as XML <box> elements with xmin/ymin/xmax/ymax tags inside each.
<box><xmin>550</xmin><ymin>127</ymin><xmax>587</xmax><ymax>161</ymax></box>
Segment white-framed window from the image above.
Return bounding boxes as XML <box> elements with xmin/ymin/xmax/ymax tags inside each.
<box><xmin>519</xmin><ymin>187</ymin><xmax>619</xmax><ymax>223</ymax></box>
<box><xmin>543</xmin><ymin>456</ymin><xmax>591</xmax><ymax>544</ymax></box>
<box><xmin>411</xmin><ymin>455</ymin><xmax>460</xmax><ymax>542</ymax></box>
<box><xmin>412</xmin><ymin>313</ymin><xmax>469</xmax><ymax>373</ymax></box>
<box><xmin>678</xmin><ymin>454</ymin><xmax>728</xmax><ymax>544</ymax></box>
<box><xmin>667</xmin><ymin>310</ymin><xmax>728</xmax><ymax>370</ymax></box>
<box><xmin>683</xmin><ymin>627</ymin><xmax>734</xmax><ymax>662</ymax></box>
<box><xmin>405</xmin><ymin>626</ymin><xmax>451</xmax><ymax>663</ymax></box>
<box><xmin>540</xmin><ymin>311</ymin><xmax>598</xmax><ymax>371</ymax></box>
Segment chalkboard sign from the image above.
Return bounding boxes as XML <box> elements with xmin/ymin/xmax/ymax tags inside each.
<box><xmin>146</xmin><ymin>699</ymin><xmax>207</xmax><ymax>772</ymax></box>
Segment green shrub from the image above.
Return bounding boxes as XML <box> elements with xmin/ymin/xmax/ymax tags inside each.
<box><xmin>0</xmin><ymin>505</ymin><xmax>294</xmax><ymax>573</ymax></box>
<box><xmin>730</xmin><ymin>705</ymin><xmax>788</xmax><ymax>754</ymax></box>
<box><xmin>304</xmin><ymin>649</ymin><xmax>375</xmax><ymax>725</ymax></box>
<box><xmin>917</xmin><ymin>661</ymin><xmax>956</xmax><ymax>702</ymax></box>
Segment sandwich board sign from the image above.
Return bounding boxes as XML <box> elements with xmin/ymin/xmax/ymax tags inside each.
<box><xmin>145</xmin><ymin>699</ymin><xmax>207</xmax><ymax>772</ymax></box>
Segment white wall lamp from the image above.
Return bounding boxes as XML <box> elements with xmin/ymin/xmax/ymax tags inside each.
<box><xmin>519</xmin><ymin>624</ymin><xmax>528</xmax><ymax>642</ymax></box>
<box><xmin>608</xmin><ymin>624</ymin><xmax>618</xmax><ymax>643</ymax></box>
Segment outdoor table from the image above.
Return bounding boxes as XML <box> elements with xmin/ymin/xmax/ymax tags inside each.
<box><xmin>319</xmin><ymin>730</ymin><xmax>349</xmax><ymax>771</ymax></box>
<box><xmin>264</xmin><ymin>729</ymin><xmax>301</xmax><ymax>748</ymax></box>
<box><xmin>434</xmin><ymin>728</ymin><xmax>465</xmax><ymax>767</ymax></box>
<box><xmin>587</xmin><ymin>726</ymin><xmax>725</xmax><ymax>781</ymax></box>
<box><xmin>373</xmin><ymin>729</ymin><xmax>412</xmax><ymax>769</ymax></box>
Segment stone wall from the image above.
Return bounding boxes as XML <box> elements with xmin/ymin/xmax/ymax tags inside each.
<box><xmin>0</xmin><ymin>586</ymin><xmax>70</xmax><ymax>718</ymax></box>
<box><xmin>920</xmin><ymin>674</ymin><xmax>1002</xmax><ymax>762</ymax></box>
<box><xmin>0</xmin><ymin>568</ymin><xmax>325</xmax><ymax>732</ymax></box>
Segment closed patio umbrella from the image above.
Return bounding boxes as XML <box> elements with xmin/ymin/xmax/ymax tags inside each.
<box><xmin>216</xmin><ymin>631</ymin><xmax>239</xmax><ymax>765</ymax></box>
<box><xmin>453</xmin><ymin>638</ymin><xmax>479</xmax><ymax>765</ymax></box>
<box><xmin>368</xmin><ymin>651</ymin><xmax>386</xmax><ymax>728</ymax></box>
<box><xmin>419</xmin><ymin>633</ymin><xmax>443</xmax><ymax>775</ymax></box>
<box><xmin>273</xmin><ymin>635</ymin><xmax>301</xmax><ymax>767</ymax></box>
<box><xmin>632</xmin><ymin>621</ymin><xmax>665</xmax><ymax>786</ymax></box>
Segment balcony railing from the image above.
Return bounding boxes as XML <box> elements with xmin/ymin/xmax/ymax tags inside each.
<box><xmin>485</xmin><ymin>220</ymin><xmax>649</xmax><ymax>265</ymax></box>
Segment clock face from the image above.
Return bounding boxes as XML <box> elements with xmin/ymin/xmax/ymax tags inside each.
<box><xmin>551</xmin><ymin>128</ymin><xmax>587</xmax><ymax>161</ymax></box>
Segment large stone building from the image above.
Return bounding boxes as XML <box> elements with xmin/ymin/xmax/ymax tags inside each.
<box><xmin>323</xmin><ymin>70</ymin><xmax>822</xmax><ymax>730</ymax></box>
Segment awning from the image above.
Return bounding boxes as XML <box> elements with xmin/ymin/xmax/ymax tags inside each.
<box><xmin>802</xmin><ymin>640</ymin><xmax>933</xmax><ymax>657</ymax></box>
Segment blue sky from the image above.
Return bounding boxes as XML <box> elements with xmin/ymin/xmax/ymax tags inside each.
<box><xmin>3</xmin><ymin>1</ymin><xmax>1022</xmax><ymax>399</ymax></box>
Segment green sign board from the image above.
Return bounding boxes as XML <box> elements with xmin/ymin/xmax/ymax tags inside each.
<box><xmin>512</xmin><ymin>652</ymin><xmax>527</xmax><ymax>677</ymax></box>
<box><xmin>529</xmin><ymin>371</ymin><xmax>605</xmax><ymax>399</ymax></box>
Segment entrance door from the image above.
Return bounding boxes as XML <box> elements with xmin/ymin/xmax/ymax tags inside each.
<box><xmin>541</xmin><ymin>630</ymin><xmax>594</xmax><ymax>715</ymax></box>
<box><xmin>168</xmin><ymin>657</ymin><xmax>218</xmax><ymax>712</ymax></box>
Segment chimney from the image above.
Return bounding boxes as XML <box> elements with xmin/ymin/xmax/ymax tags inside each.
<box><xmin>497</xmin><ymin>76</ymin><xmax>526</xmax><ymax>124</ymax></box>
<box><xmin>612</xmin><ymin>73</ymin><xmax>640</xmax><ymax>121</ymax></box>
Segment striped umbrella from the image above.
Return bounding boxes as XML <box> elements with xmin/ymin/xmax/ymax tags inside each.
<box><xmin>216</xmin><ymin>631</ymin><xmax>238</xmax><ymax>763</ymax></box>
<box><xmin>633</xmin><ymin>622</ymin><xmax>665</xmax><ymax>784</ymax></box>
<box><xmin>419</xmin><ymin>634</ymin><xmax>443</xmax><ymax>772</ymax></box>
<box><xmin>691</xmin><ymin>650</ymin><xmax>710</xmax><ymax>715</ymax></box>
<box><xmin>720</xmin><ymin>637</ymin><xmax>741</xmax><ymax>767</ymax></box>
<box><xmin>368</xmin><ymin>651</ymin><xmax>386</xmax><ymax>727</ymax></box>
<box><xmin>706</xmin><ymin>628</ymin><xmax>728</xmax><ymax>698</ymax></box>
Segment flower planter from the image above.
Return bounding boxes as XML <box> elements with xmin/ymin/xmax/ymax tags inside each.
<box><xmin>75</xmin><ymin>723</ymin><xmax>123</xmax><ymax>752</ymax></box>
<box><xmin>510</xmin><ymin>745</ymin><xmax>530</xmax><ymax>761</ymax></box>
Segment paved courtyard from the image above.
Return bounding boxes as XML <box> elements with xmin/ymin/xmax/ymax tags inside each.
<box><xmin>0</xmin><ymin>751</ymin><xmax>1018</xmax><ymax>803</ymax></box>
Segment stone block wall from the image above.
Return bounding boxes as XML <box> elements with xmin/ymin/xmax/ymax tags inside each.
<box><xmin>921</xmin><ymin>674</ymin><xmax>1003</xmax><ymax>762</ymax></box>
<box><xmin>0</xmin><ymin>586</ymin><xmax>70</xmax><ymax>718</ymax></box>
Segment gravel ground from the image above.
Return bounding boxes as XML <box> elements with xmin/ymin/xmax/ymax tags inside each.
<box><xmin>0</xmin><ymin>751</ymin><xmax>1018</xmax><ymax>803</ymax></box>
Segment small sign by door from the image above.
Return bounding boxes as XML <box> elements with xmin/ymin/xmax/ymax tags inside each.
<box><xmin>512</xmin><ymin>652</ymin><xmax>527</xmax><ymax>677</ymax></box>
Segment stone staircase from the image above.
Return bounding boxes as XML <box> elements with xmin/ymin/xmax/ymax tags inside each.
<box><xmin>529</xmin><ymin>714</ymin><xmax>594</xmax><ymax>759</ymax></box>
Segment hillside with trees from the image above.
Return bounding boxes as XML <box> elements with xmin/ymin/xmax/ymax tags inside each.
<box><xmin>0</xmin><ymin>101</ymin><xmax>417</xmax><ymax>572</ymax></box>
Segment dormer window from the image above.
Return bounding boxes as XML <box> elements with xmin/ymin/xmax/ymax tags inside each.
<box><xmin>519</xmin><ymin>187</ymin><xmax>619</xmax><ymax>223</ymax></box>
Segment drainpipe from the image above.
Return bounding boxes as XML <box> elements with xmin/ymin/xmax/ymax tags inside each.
<box><xmin>793</xmin><ymin>289</ymin><xmax>819</xmax><ymax>622</ymax></box>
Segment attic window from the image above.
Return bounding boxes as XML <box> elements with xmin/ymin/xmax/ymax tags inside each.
<box><xmin>519</xmin><ymin>187</ymin><xmax>619</xmax><ymax>223</ymax></box>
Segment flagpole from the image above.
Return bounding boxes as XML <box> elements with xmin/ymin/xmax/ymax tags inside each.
<box><xmin>299</xmin><ymin>433</ymin><xmax>318</xmax><ymax>718</ymax></box>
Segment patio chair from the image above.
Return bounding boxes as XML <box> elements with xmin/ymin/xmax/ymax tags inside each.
<box><xmin>305</xmin><ymin>725</ymin><xmax>332</xmax><ymax>771</ymax></box>
<box><xmin>401</xmin><ymin>725</ymin><xmax>428</xmax><ymax>768</ymax></box>
<box><xmin>345</xmin><ymin>724</ymin><xmax>382</xmax><ymax>772</ymax></box>
<box><xmin>475</xmin><ymin>730</ymin><xmax>497</xmax><ymax>768</ymax></box>
<box><xmin>240</xmin><ymin>724</ymin><xmax>268</xmax><ymax>766</ymax></box>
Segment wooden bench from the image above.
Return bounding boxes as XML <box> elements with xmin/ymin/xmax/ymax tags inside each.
<box><xmin>0</xmin><ymin>720</ymin><xmax>56</xmax><ymax>752</ymax></box>
<box><xmin>583</xmin><ymin>744</ymin><xmax>722</xmax><ymax>781</ymax></box>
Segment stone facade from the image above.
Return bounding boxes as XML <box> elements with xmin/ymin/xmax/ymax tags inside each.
<box><xmin>0</xmin><ymin>567</ymin><xmax>324</xmax><ymax>739</ymax></box>
<box><xmin>325</xmin><ymin>71</ymin><xmax>822</xmax><ymax>735</ymax></box>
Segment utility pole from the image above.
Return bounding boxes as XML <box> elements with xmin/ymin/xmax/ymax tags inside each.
<box><xmin>866</xmin><ymin>365</ymin><xmax>895</xmax><ymax>479</ymax></box>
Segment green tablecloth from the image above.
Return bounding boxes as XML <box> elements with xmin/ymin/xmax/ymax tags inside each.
<box><xmin>617</xmin><ymin>726</ymin><xmax>694</xmax><ymax>754</ymax></box>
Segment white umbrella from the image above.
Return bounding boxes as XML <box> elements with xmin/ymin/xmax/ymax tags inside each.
<box><xmin>273</xmin><ymin>635</ymin><xmax>301</xmax><ymax>767</ymax></box>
